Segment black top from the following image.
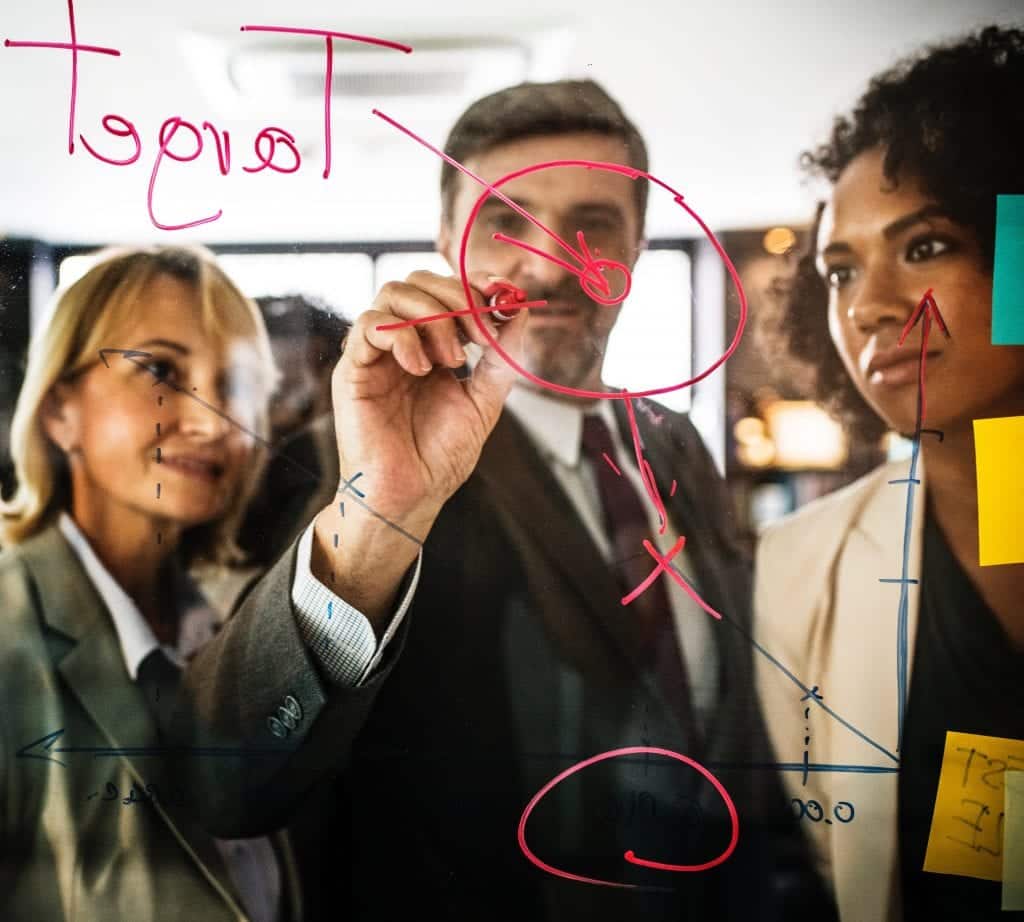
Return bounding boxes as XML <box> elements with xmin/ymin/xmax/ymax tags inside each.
<box><xmin>899</xmin><ymin>506</ymin><xmax>1024</xmax><ymax>919</ymax></box>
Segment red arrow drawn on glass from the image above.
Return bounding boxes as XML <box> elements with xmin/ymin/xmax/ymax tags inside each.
<box><xmin>896</xmin><ymin>287</ymin><xmax>950</xmax><ymax>425</ymax></box>
<box><xmin>371</xmin><ymin>109</ymin><xmax>626</xmax><ymax>300</ymax></box>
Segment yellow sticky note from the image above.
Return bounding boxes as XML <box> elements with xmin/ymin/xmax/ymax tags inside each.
<box><xmin>1004</xmin><ymin>772</ymin><xmax>1024</xmax><ymax>911</ymax></box>
<box><xmin>923</xmin><ymin>731</ymin><xmax>1024</xmax><ymax>881</ymax></box>
<box><xmin>973</xmin><ymin>416</ymin><xmax>1024</xmax><ymax>566</ymax></box>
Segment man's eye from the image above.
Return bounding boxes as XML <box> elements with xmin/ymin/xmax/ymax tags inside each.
<box><xmin>906</xmin><ymin>236</ymin><xmax>952</xmax><ymax>262</ymax></box>
<box><xmin>578</xmin><ymin>218</ymin><xmax>618</xmax><ymax>239</ymax></box>
<box><xmin>486</xmin><ymin>210</ymin><xmax>526</xmax><ymax>235</ymax></box>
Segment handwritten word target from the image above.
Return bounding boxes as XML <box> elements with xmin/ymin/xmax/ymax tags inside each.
<box><xmin>4</xmin><ymin>0</ymin><xmax>412</xmax><ymax>229</ymax></box>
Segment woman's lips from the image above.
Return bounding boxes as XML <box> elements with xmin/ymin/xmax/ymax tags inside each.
<box><xmin>161</xmin><ymin>456</ymin><xmax>223</xmax><ymax>482</ymax></box>
<box><xmin>867</xmin><ymin>352</ymin><xmax>940</xmax><ymax>387</ymax></box>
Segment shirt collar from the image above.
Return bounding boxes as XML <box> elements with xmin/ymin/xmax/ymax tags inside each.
<box><xmin>58</xmin><ymin>512</ymin><xmax>161</xmax><ymax>679</ymax></box>
<box><xmin>504</xmin><ymin>385</ymin><xmax>622</xmax><ymax>468</ymax></box>
<box><xmin>505</xmin><ymin>385</ymin><xmax>585</xmax><ymax>467</ymax></box>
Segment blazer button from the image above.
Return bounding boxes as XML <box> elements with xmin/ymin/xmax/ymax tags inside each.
<box><xmin>267</xmin><ymin>716</ymin><xmax>288</xmax><ymax>738</ymax></box>
<box><xmin>283</xmin><ymin>695</ymin><xmax>303</xmax><ymax>722</ymax></box>
<box><xmin>278</xmin><ymin>706</ymin><xmax>298</xmax><ymax>731</ymax></box>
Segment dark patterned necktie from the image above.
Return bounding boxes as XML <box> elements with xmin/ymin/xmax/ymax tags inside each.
<box><xmin>580</xmin><ymin>414</ymin><xmax>701</xmax><ymax>745</ymax></box>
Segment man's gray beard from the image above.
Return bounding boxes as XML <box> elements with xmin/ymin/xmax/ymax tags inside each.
<box><xmin>522</xmin><ymin>326</ymin><xmax>605</xmax><ymax>391</ymax></box>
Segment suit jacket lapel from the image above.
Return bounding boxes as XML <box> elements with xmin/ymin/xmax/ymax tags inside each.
<box><xmin>21</xmin><ymin>526</ymin><xmax>249</xmax><ymax>918</ymax></box>
<box><xmin>478</xmin><ymin>411</ymin><xmax>654</xmax><ymax>682</ymax></box>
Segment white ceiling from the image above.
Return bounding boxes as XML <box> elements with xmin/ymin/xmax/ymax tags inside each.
<box><xmin>1</xmin><ymin>0</ymin><xmax>1019</xmax><ymax>245</ymax></box>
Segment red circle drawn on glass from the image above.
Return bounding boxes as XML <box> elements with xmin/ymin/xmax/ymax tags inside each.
<box><xmin>457</xmin><ymin>160</ymin><xmax>748</xmax><ymax>400</ymax></box>
<box><xmin>517</xmin><ymin>746</ymin><xmax>740</xmax><ymax>888</ymax></box>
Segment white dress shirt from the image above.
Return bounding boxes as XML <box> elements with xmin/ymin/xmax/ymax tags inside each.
<box><xmin>504</xmin><ymin>386</ymin><xmax>719</xmax><ymax>729</ymax></box>
<box><xmin>57</xmin><ymin>513</ymin><xmax>419</xmax><ymax>687</ymax></box>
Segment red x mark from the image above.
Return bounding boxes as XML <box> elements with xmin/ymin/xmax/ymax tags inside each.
<box><xmin>621</xmin><ymin>537</ymin><xmax>723</xmax><ymax>620</ymax></box>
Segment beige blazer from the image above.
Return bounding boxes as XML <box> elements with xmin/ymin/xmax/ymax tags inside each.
<box><xmin>754</xmin><ymin>458</ymin><xmax>925</xmax><ymax>922</ymax></box>
<box><xmin>0</xmin><ymin>525</ymin><xmax>302</xmax><ymax>922</ymax></box>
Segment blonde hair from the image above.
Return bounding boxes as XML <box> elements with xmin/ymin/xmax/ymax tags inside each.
<box><xmin>0</xmin><ymin>244</ymin><xmax>279</xmax><ymax>565</ymax></box>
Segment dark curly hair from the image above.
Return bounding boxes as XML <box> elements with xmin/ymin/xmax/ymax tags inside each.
<box><xmin>761</xmin><ymin>25</ymin><xmax>1024</xmax><ymax>441</ymax></box>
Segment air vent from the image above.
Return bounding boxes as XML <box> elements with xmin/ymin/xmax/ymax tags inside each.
<box><xmin>293</xmin><ymin>70</ymin><xmax>468</xmax><ymax>98</ymax></box>
<box><xmin>228</xmin><ymin>37</ymin><xmax>529</xmax><ymax>105</ymax></box>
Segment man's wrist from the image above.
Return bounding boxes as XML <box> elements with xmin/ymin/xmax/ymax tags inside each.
<box><xmin>310</xmin><ymin>501</ymin><xmax>430</xmax><ymax>627</ymax></box>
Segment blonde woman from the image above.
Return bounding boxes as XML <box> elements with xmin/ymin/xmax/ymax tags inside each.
<box><xmin>0</xmin><ymin>246</ymin><xmax>407</xmax><ymax>921</ymax></box>
<box><xmin>755</xmin><ymin>28</ymin><xmax>1024</xmax><ymax>922</ymax></box>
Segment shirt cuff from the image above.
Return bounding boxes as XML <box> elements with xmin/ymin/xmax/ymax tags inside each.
<box><xmin>290</xmin><ymin>519</ymin><xmax>421</xmax><ymax>686</ymax></box>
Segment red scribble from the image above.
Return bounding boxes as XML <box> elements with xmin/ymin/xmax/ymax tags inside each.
<box><xmin>897</xmin><ymin>288</ymin><xmax>950</xmax><ymax>424</ymax></box>
<box><xmin>622</xmin><ymin>535</ymin><xmax>686</xmax><ymax>605</ymax></box>
<box><xmin>372</xmin><ymin>110</ymin><xmax>628</xmax><ymax>302</ymax></box>
<box><xmin>452</xmin><ymin>156</ymin><xmax>746</xmax><ymax>400</ymax></box>
<box><xmin>202</xmin><ymin>122</ymin><xmax>232</xmax><ymax>176</ymax></box>
<box><xmin>79</xmin><ymin>114</ymin><xmax>140</xmax><ymax>166</ymax></box>
<box><xmin>602</xmin><ymin>452</ymin><xmax>622</xmax><ymax>476</ymax></box>
<box><xmin>3</xmin><ymin>0</ymin><xmax>121</xmax><ymax>156</ymax></box>
<box><xmin>375</xmin><ymin>300</ymin><xmax>549</xmax><ymax>332</ymax></box>
<box><xmin>517</xmin><ymin>746</ymin><xmax>739</xmax><ymax>887</ymax></box>
<box><xmin>625</xmin><ymin>539</ymin><xmax>723</xmax><ymax>620</ymax></box>
<box><xmin>242</xmin><ymin>27</ymin><xmax>411</xmax><ymax>180</ymax></box>
<box><xmin>670</xmin><ymin>480</ymin><xmax>677</xmax><ymax>497</ymax></box>
<box><xmin>148</xmin><ymin>116</ymin><xmax>222</xmax><ymax>231</ymax></box>
<box><xmin>491</xmin><ymin>230</ymin><xmax>630</xmax><ymax>304</ymax></box>
<box><xmin>243</xmin><ymin>126</ymin><xmax>301</xmax><ymax>174</ymax></box>
<box><xmin>624</xmin><ymin>395</ymin><xmax>667</xmax><ymax>534</ymax></box>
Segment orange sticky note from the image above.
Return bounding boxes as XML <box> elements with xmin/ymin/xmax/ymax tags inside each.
<box><xmin>973</xmin><ymin>416</ymin><xmax>1024</xmax><ymax>566</ymax></box>
<box><xmin>923</xmin><ymin>731</ymin><xmax>1024</xmax><ymax>881</ymax></box>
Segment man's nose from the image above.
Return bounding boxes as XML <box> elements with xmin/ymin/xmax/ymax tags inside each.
<box><xmin>509</xmin><ymin>225</ymin><xmax>578</xmax><ymax>292</ymax></box>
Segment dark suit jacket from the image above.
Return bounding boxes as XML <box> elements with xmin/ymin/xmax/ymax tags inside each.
<box><xmin>194</xmin><ymin>402</ymin><xmax>832</xmax><ymax>921</ymax></box>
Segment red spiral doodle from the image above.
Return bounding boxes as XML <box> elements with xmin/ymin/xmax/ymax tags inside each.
<box><xmin>456</xmin><ymin>160</ymin><xmax>747</xmax><ymax>401</ymax></box>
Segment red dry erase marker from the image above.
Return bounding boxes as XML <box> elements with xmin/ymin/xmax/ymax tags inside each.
<box><xmin>488</xmin><ymin>284</ymin><xmax>527</xmax><ymax>322</ymax></box>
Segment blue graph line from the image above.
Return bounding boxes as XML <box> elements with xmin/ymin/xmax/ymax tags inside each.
<box><xmin>881</xmin><ymin>297</ymin><xmax>948</xmax><ymax>752</ymax></box>
<box><xmin>705</xmin><ymin>761</ymin><xmax>899</xmax><ymax>775</ymax></box>
<box><xmin>887</xmin><ymin>428</ymin><xmax>921</xmax><ymax>754</ymax></box>
<box><xmin>671</xmin><ymin>562</ymin><xmax>900</xmax><ymax>765</ymax></box>
<box><xmin>17</xmin><ymin>729</ymin><xmax>289</xmax><ymax>768</ymax></box>
<box><xmin>99</xmin><ymin>349</ymin><xmax>421</xmax><ymax>547</ymax></box>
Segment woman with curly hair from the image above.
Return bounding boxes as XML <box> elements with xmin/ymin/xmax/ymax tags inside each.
<box><xmin>754</xmin><ymin>26</ymin><xmax>1024</xmax><ymax>922</ymax></box>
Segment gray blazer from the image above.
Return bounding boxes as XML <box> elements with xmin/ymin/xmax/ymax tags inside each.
<box><xmin>0</xmin><ymin>524</ymin><xmax>401</xmax><ymax>921</ymax></box>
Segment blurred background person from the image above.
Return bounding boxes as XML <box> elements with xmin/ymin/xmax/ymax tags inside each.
<box><xmin>755</xmin><ymin>26</ymin><xmax>1024</xmax><ymax>922</ymax></box>
<box><xmin>236</xmin><ymin>294</ymin><xmax>349</xmax><ymax>569</ymax></box>
<box><xmin>258</xmin><ymin>293</ymin><xmax>347</xmax><ymax>444</ymax></box>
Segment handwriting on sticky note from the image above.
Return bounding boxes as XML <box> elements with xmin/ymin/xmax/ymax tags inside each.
<box><xmin>923</xmin><ymin>731</ymin><xmax>1024</xmax><ymax>881</ymax></box>
<box><xmin>972</xmin><ymin>416</ymin><xmax>1024</xmax><ymax>566</ymax></box>
<box><xmin>1004</xmin><ymin>772</ymin><xmax>1024</xmax><ymax>911</ymax></box>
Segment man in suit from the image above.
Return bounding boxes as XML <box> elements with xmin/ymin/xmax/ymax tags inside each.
<box><xmin>185</xmin><ymin>80</ymin><xmax>830</xmax><ymax>921</ymax></box>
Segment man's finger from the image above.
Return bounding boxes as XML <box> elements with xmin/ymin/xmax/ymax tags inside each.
<box><xmin>347</xmin><ymin>309</ymin><xmax>432</xmax><ymax>376</ymax></box>
<box><xmin>464</xmin><ymin>310</ymin><xmax>526</xmax><ymax>425</ymax></box>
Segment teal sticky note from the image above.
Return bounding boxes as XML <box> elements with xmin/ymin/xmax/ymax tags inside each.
<box><xmin>993</xmin><ymin>194</ymin><xmax>1024</xmax><ymax>345</ymax></box>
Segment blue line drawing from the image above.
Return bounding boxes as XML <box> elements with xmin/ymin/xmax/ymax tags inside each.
<box><xmin>877</xmin><ymin>291</ymin><xmax>948</xmax><ymax>751</ymax></box>
<box><xmin>672</xmin><ymin>562</ymin><xmax>900</xmax><ymax>765</ymax></box>
<box><xmin>17</xmin><ymin>729</ymin><xmax>289</xmax><ymax>768</ymax></box>
<box><xmin>99</xmin><ymin>349</ymin><xmax>421</xmax><ymax>547</ymax></box>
